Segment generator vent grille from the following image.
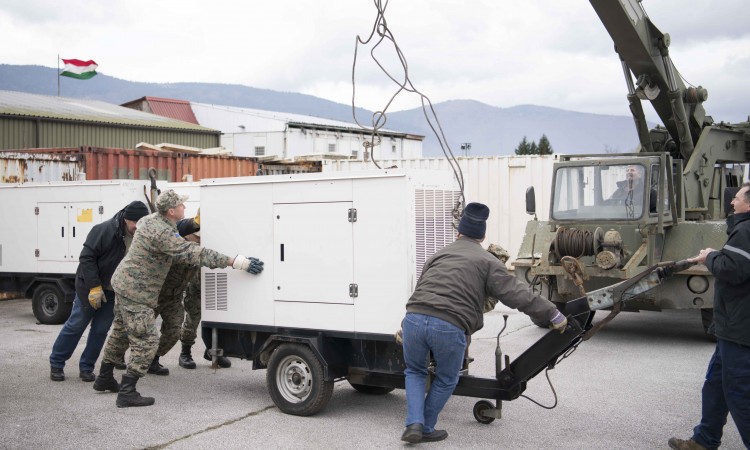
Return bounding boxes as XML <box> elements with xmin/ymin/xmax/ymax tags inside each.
<box><xmin>415</xmin><ymin>189</ymin><xmax>460</xmax><ymax>279</ymax></box>
<box><xmin>204</xmin><ymin>272</ymin><xmax>228</xmax><ymax>311</ymax></box>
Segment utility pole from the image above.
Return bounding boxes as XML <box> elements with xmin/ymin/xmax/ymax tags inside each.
<box><xmin>460</xmin><ymin>143</ymin><xmax>471</xmax><ymax>157</ymax></box>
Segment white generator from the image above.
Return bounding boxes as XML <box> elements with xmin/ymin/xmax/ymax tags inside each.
<box><xmin>200</xmin><ymin>169</ymin><xmax>461</xmax><ymax>335</ymax></box>
<box><xmin>0</xmin><ymin>180</ymin><xmax>160</xmax><ymax>323</ymax></box>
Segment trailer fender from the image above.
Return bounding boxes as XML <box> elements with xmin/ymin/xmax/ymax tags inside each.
<box><xmin>256</xmin><ymin>334</ymin><xmax>341</xmax><ymax>381</ymax></box>
<box><xmin>25</xmin><ymin>277</ymin><xmax>75</xmax><ymax>303</ymax></box>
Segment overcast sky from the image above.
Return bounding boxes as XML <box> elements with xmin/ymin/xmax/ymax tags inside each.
<box><xmin>2</xmin><ymin>0</ymin><xmax>748</xmax><ymax>123</ymax></box>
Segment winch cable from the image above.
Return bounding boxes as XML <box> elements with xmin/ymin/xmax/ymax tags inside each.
<box><xmin>351</xmin><ymin>0</ymin><xmax>465</xmax><ymax>220</ymax></box>
<box><xmin>554</xmin><ymin>227</ymin><xmax>598</xmax><ymax>260</ymax></box>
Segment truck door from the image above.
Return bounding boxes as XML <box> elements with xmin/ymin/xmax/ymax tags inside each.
<box><xmin>273</xmin><ymin>202</ymin><xmax>354</xmax><ymax>305</ymax></box>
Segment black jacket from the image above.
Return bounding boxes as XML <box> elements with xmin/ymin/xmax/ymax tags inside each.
<box><xmin>74</xmin><ymin>209</ymin><xmax>129</xmax><ymax>302</ymax></box>
<box><xmin>706</xmin><ymin>211</ymin><xmax>750</xmax><ymax>347</ymax></box>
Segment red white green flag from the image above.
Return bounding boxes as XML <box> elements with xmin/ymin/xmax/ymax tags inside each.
<box><xmin>60</xmin><ymin>59</ymin><xmax>98</xmax><ymax>80</ymax></box>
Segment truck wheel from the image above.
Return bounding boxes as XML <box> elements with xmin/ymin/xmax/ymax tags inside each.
<box><xmin>266</xmin><ymin>343</ymin><xmax>333</xmax><ymax>416</ymax></box>
<box><xmin>473</xmin><ymin>400</ymin><xmax>496</xmax><ymax>424</ymax></box>
<box><xmin>348</xmin><ymin>381</ymin><xmax>395</xmax><ymax>395</ymax></box>
<box><xmin>32</xmin><ymin>283</ymin><xmax>72</xmax><ymax>325</ymax></box>
<box><xmin>701</xmin><ymin>308</ymin><xmax>717</xmax><ymax>342</ymax></box>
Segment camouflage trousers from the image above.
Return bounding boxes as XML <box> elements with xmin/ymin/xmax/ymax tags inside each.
<box><xmin>180</xmin><ymin>274</ymin><xmax>201</xmax><ymax>348</ymax></box>
<box><xmin>154</xmin><ymin>289</ymin><xmax>185</xmax><ymax>357</ymax></box>
<box><xmin>102</xmin><ymin>295</ymin><xmax>159</xmax><ymax>378</ymax></box>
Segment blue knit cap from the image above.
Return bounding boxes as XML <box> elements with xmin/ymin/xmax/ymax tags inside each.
<box><xmin>458</xmin><ymin>202</ymin><xmax>490</xmax><ymax>239</ymax></box>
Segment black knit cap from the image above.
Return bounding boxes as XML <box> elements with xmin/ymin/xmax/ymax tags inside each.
<box><xmin>123</xmin><ymin>201</ymin><xmax>150</xmax><ymax>221</ymax></box>
<box><xmin>458</xmin><ymin>202</ymin><xmax>490</xmax><ymax>239</ymax></box>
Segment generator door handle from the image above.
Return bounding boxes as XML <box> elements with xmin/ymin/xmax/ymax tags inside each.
<box><xmin>280</xmin><ymin>244</ymin><xmax>285</xmax><ymax>262</ymax></box>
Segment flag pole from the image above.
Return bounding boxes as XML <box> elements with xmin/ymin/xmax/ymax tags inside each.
<box><xmin>57</xmin><ymin>55</ymin><xmax>60</xmax><ymax>96</ymax></box>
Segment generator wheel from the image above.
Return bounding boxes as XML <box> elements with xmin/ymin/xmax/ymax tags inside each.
<box><xmin>266</xmin><ymin>343</ymin><xmax>333</xmax><ymax>416</ymax></box>
<box><xmin>348</xmin><ymin>381</ymin><xmax>395</xmax><ymax>395</ymax></box>
<box><xmin>32</xmin><ymin>283</ymin><xmax>72</xmax><ymax>325</ymax></box>
<box><xmin>473</xmin><ymin>400</ymin><xmax>496</xmax><ymax>424</ymax></box>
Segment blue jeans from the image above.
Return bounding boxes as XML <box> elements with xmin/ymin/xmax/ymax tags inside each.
<box><xmin>49</xmin><ymin>291</ymin><xmax>116</xmax><ymax>372</ymax></box>
<box><xmin>692</xmin><ymin>338</ymin><xmax>750</xmax><ymax>449</ymax></box>
<box><xmin>402</xmin><ymin>312</ymin><xmax>466</xmax><ymax>434</ymax></box>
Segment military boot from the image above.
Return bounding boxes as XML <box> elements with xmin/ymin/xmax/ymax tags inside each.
<box><xmin>93</xmin><ymin>362</ymin><xmax>120</xmax><ymax>392</ymax></box>
<box><xmin>204</xmin><ymin>349</ymin><xmax>232</xmax><ymax>368</ymax></box>
<box><xmin>667</xmin><ymin>438</ymin><xmax>707</xmax><ymax>450</ymax></box>
<box><xmin>178</xmin><ymin>344</ymin><xmax>196</xmax><ymax>369</ymax></box>
<box><xmin>147</xmin><ymin>356</ymin><xmax>169</xmax><ymax>375</ymax></box>
<box><xmin>116</xmin><ymin>374</ymin><xmax>155</xmax><ymax>408</ymax></box>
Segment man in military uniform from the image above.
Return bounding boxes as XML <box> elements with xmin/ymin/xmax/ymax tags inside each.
<box><xmin>93</xmin><ymin>189</ymin><xmax>264</xmax><ymax>408</ymax></box>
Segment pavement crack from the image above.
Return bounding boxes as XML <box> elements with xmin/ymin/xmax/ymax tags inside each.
<box><xmin>144</xmin><ymin>405</ymin><xmax>276</xmax><ymax>449</ymax></box>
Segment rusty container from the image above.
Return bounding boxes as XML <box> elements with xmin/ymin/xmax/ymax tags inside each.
<box><xmin>0</xmin><ymin>147</ymin><xmax>258</xmax><ymax>182</ymax></box>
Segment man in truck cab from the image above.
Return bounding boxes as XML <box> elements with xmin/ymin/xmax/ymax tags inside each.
<box><xmin>608</xmin><ymin>164</ymin><xmax>657</xmax><ymax>213</ymax></box>
<box><xmin>669</xmin><ymin>182</ymin><xmax>750</xmax><ymax>450</ymax></box>
<box><xmin>92</xmin><ymin>189</ymin><xmax>264</xmax><ymax>408</ymax></box>
<box><xmin>399</xmin><ymin>202</ymin><xmax>567</xmax><ymax>444</ymax></box>
<box><xmin>48</xmin><ymin>201</ymin><xmax>149</xmax><ymax>383</ymax></box>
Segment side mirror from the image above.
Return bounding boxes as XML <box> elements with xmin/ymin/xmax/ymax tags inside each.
<box><xmin>525</xmin><ymin>187</ymin><xmax>536</xmax><ymax>215</ymax></box>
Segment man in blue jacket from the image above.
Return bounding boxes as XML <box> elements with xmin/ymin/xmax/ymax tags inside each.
<box><xmin>49</xmin><ymin>201</ymin><xmax>149</xmax><ymax>382</ymax></box>
<box><xmin>669</xmin><ymin>182</ymin><xmax>750</xmax><ymax>450</ymax></box>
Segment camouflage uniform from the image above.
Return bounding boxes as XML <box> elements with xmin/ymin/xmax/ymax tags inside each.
<box><xmin>101</xmin><ymin>211</ymin><xmax>229</xmax><ymax>378</ymax></box>
<box><xmin>180</xmin><ymin>270</ymin><xmax>202</xmax><ymax>347</ymax></box>
<box><xmin>154</xmin><ymin>263</ymin><xmax>198</xmax><ymax>357</ymax></box>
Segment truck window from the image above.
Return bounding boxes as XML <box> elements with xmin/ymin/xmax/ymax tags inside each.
<box><xmin>552</xmin><ymin>164</ymin><xmax>646</xmax><ymax>220</ymax></box>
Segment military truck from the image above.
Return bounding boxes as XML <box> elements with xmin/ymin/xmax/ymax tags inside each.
<box><xmin>513</xmin><ymin>0</ymin><xmax>750</xmax><ymax>336</ymax></box>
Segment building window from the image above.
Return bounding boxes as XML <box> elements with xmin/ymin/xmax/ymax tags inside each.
<box><xmin>255</xmin><ymin>146</ymin><xmax>265</xmax><ymax>156</ymax></box>
<box><xmin>351</xmin><ymin>150</ymin><xmax>358</xmax><ymax>159</ymax></box>
<box><xmin>328</xmin><ymin>143</ymin><xmax>336</xmax><ymax>153</ymax></box>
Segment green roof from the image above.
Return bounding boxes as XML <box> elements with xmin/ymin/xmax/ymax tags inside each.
<box><xmin>0</xmin><ymin>90</ymin><xmax>218</xmax><ymax>133</ymax></box>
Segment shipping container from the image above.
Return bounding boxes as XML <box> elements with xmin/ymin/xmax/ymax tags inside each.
<box><xmin>0</xmin><ymin>146</ymin><xmax>258</xmax><ymax>183</ymax></box>
<box><xmin>322</xmin><ymin>156</ymin><xmax>557</xmax><ymax>265</ymax></box>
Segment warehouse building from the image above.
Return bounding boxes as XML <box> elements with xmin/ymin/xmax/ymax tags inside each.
<box><xmin>122</xmin><ymin>96</ymin><xmax>424</xmax><ymax>162</ymax></box>
<box><xmin>0</xmin><ymin>90</ymin><xmax>220</xmax><ymax>150</ymax></box>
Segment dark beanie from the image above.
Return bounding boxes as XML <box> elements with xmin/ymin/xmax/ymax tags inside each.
<box><xmin>123</xmin><ymin>201</ymin><xmax>150</xmax><ymax>221</ymax></box>
<box><xmin>458</xmin><ymin>202</ymin><xmax>490</xmax><ymax>239</ymax></box>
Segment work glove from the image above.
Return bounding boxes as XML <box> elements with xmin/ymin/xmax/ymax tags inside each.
<box><xmin>394</xmin><ymin>329</ymin><xmax>403</xmax><ymax>345</ymax></box>
<box><xmin>548</xmin><ymin>310</ymin><xmax>568</xmax><ymax>333</ymax></box>
<box><xmin>232</xmin><ymin>255</ymin><xmax>264</xmax><ymax>274</ymax></box>
<box><xmin>193</xmin><ymin>208</ymin><xmax>200</xmax><ymax>226</ymax></box>
<box><xmin>88</xmin><ymin>286</ymin><xmax>105</xmax><ymax>310</ymax></box>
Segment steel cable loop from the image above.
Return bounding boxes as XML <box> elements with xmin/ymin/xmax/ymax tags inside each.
<box><xmin>553</xmin><ymin>227</ymin><xmax>597</xmax><ymax>260</ymax></box>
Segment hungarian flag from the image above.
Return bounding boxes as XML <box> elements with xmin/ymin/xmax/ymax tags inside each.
<box><xmin>60</xmin><ymin>59</ymin><xmax>98</xmax><ymax>80</ymax></box>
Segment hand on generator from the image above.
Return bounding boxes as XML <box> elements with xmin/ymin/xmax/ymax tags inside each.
<box><xmin>394</xmin><ymin>329</ymin><xmax>403</xmax><ymax>345</ymax></box>
<box><xmin>548</xmin><ymin>310</ymin><xmax>567</xmax><ymax>333</ymax></box>
<box><xmin>232</xmin><ymin>255</ymin><xmax>264</xmax><ymax>274</ymax></box>
<box><xmin>88</xmin><ymin>286</ymin><xmax>105</xmax><ymax>309</ymax></box>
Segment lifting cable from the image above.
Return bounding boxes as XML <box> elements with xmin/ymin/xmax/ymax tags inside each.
<box><xmin>351</xmin><ymin>0</ymin><xmax>465</xmax><ymax>222</ymax></box>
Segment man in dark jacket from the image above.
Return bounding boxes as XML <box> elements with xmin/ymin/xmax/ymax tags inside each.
<box><xmin>400</xmin><ymin>202</ymin><xmax>567</xmax><ymax>444</ymax></box>
<box><xmin>48</xmin><ymin>201</ymin><xmax>149</xmax><ymax>382</ymax></box>
<box><xmin>669</xmin><ymin>182</ymin><xmax>750</xmax><ymax>450</ymax></box>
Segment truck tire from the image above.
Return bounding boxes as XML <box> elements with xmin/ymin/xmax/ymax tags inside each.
<box><xmin>266</xmin><ymin>343</ymin><xmax>334</xmax><ymax>416</ymax></box>
<box><xmin>32</xmin><ymin>283</ymin><xmax>72</xmax><ymax>325</ymax></box>
<box><xmin>348</xmin><ymin>381</ymin><xmax>395</xmax><ymax>395</ymax></box>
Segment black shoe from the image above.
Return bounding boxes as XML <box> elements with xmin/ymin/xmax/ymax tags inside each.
<box><xmin>179</xmin><ymin>344</ymin><xmax>196</xmax><ymax>369</ymax></box>
<box><xmin>79</xmin><ymin>370</ymin><xmax>96</xmax><ymax>382</ymax></box>
<box><xmin>420</xmin><ymin>429</ymin><xmax>448</xmax><ymax>443</ymax></box>
<box><xmin>147</xmin><ymin>356</ymin><xmax>169</xmax><ymax>376</ymax></box>
<box><xmin>401</xmin><ymin>423</ymin><xmax>423</xmax><ymax>444</ymax></box>
<box><xmin>93</xmin><ymin>362</ymin><xmax>120</xmax><ymax>393</ymax></box>
<box><xmin>50</xmin><ymin>367</ymin><xmax>65</xmax><ymax>382</ymax></box>
<box><xmin>204</xmin><ymin>349</ymin><xmax>232</xmax><ymax>368</ymax></box>
<box><xmin>116</xmin><ymin>374</ymin><xmax>155</xmax><ymax>408</ymax></box>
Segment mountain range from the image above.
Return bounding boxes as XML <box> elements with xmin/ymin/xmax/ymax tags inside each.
<box><xmin>0</xmin><ymin>64</ymin><xmax>642</xmax><ymax>156</ymax></box>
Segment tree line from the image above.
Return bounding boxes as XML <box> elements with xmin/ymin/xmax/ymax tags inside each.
<box><xmin>514</xmin><ymin>134</ymin><xmax>553</xmax><ymax>155</ymax></box>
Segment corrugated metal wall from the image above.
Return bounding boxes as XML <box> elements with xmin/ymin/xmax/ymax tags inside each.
<box><xmin>323</xmin><ymin>156</ymin><xmax>557</xmax><ymax>263</ymax></box>
<box><xmin>0</xmin><ymin>117</ymin><xmax>219</xmax><ymax>150</ymax></box>
<box><xmin>0</xmin><ymin>147</ymin><xmax>258</xmax><ymax>182</ymax></box>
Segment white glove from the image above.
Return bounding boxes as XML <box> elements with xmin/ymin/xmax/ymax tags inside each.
<box><xmin>232</xmin><ymin>254</ymin><xmax>264</xmax><ymax>274</ymax></box>
<box><xmin>549</xmin><ymin>310</ymin><xmax>568</xmax><ymax>333</ymax></box>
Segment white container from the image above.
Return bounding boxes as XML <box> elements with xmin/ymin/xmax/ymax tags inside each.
<box><xmin>200</xmin><ymin>169</ymin><xmax>460</xmax><ymax>335</ymax></box>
